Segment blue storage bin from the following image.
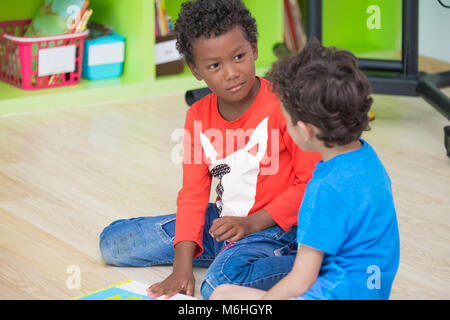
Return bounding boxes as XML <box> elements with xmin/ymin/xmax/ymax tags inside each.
<box><xmin>83</xmin><ymin>32</ymin><xmax>125</xmax><ymax>80</ymax></box>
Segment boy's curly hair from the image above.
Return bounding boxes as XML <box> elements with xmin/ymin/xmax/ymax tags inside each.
<box><xmin>174</xmin><ymin>0</ymin><xmax>258</xmax><ymax>66</ymax></box>
<box><xmin>267</xmin><ymin>39</ymin><xmax>374</xmax><ymax>148</ymax></box>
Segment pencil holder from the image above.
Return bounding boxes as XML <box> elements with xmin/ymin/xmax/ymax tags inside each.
<box><xmin>0</xmin><ymin>19</ymin><xmax>89</xmax><ymax>90</ymax></box>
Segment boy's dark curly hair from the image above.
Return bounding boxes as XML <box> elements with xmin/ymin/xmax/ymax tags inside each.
<box><xmin>174</xmin><ymin>0</ymin><xmax>258</xmax><ymax>66</ymax></box>
<box><xmin>267</xmin><ymin>39</ymin><xmax>374</xmax><ymax>148</ymax></box>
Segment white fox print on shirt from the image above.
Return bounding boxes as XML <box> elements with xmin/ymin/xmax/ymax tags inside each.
<box><xmin>200</xmin><ymin>117</ymin><xmax>269</xmax><ymax>217</ymax></box>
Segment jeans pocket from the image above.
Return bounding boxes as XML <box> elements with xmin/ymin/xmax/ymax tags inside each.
<box><xmin>158</xmin><ymin>216</ymin><xmax>176</xmax><ymax>242</ymax></box>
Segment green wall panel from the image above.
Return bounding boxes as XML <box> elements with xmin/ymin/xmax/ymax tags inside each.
<box><xmin>322</xmin><ymin>0</ymin><xmax>402</xmax><ymax>60</ymax></box>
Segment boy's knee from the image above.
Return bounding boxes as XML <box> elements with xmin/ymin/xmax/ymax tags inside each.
<box><xmin>200</xmin><ymin>255</ymin><xmax>250</xmax><ymax>300</ymax></box>
<box><xmin>98</xmin><ymin>220</ymin><xmax>143</xmax><ymax>267</ymax></box>
<box><xmin>99</xmin><ymin>216</ymin><xmax>176</xmax><ymax>267</ymax></box>
<box><xmin>99</xmin><ymin>223</ymin><xmax>124</xmax><ymax>266</ymax></box>
<box><xmin>200</xmin><ymin>278</ymin><xmax>215</xmax><ymax>300</ymax></box>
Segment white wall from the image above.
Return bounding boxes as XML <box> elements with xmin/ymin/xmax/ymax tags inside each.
<box><xmin>419</xmin><ymin>0</ymin><xmax>450</xmax><ymax>63</ymax></box>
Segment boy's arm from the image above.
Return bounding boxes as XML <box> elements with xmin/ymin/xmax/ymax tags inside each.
<box><xmin>148</xmin><ymin>110</ymin><xmax>211</xmax><ymax>299</ymax></box>
<box><xmin>174</xmin><ymin>110</ymin><xmax>212</xmax><ymax>257</ymax></box>
<box><xmin>262</xmin><ymin>244</ymin><xmax>324</xmax><ymax>300</ymax></box>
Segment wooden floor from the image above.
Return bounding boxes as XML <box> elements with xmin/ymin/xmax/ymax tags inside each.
<box><xmin>0</xmin><ymin>82</ymin><xmax>449</xmax><ymax>300</ymax></box>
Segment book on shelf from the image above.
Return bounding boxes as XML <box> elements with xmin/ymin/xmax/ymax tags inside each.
<box><xmin>155</xmin><ymin>0</ymin><xmax>174</xmax><ymax>38</ymax></box>
<box><xmin>283</xmin><ymin>0</ymin><xmax>307</xmax><ymax>52</ymax></box>
<box><xmin>25</xmin><ymin>0</ymin><xmax>91</xmax><ymax>37</ymax></box>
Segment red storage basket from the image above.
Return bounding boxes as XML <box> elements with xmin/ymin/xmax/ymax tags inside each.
<box><xmin>0</xmin><ymin>19</ymin><xmax>89</xmax><ymax>90</ymax></box>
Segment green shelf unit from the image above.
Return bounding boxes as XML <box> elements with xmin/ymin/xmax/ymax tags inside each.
<box><xmin>0</xmin><ymin>0</ymin><xmax>283</xmax><ymax>116</ymax></box>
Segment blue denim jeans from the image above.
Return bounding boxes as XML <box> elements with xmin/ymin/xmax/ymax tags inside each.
<box><xmin>99</xmin><ymin>203</ymin><xmax>297</xmax><ymax>299</ymax></box>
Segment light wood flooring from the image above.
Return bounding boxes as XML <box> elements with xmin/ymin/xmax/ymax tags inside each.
<box><xmin>0</xmin><ymin>75</ymin><xmax>449</xmax><ymax>300</ymax></box>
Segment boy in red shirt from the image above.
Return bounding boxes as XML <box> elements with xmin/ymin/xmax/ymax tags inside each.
<box><xmin>99</xmin><ymin>0</ymin><xmax>320</xmax><ymax>300</ymax></box>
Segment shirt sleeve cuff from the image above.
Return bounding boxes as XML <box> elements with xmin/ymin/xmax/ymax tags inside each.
<box><xmin>173</xmin><ymin>237</ymin><xmax>204</xmax><ymax>259</ymax></box>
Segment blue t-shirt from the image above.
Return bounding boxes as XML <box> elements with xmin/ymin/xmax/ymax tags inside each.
<box><xmin>296</xmin><ymin>140</ymin><xmax>400</xmax><ymax>300</ymax></box>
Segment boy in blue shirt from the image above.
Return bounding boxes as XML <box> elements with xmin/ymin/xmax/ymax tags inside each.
<box><xmin>211</xmin><ymin>40</ymin><xmax>400</xmax><ymax>300</ymax></box>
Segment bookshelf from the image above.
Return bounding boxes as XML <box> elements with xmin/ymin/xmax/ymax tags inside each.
<box><xmin>0</xmin><ymin>0</ymin><xmax>283</xmax><ymax>115</ymax></box>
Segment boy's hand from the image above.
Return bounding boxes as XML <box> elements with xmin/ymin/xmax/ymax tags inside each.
<box><xmin>209</xmin><ymin>216</ymin><xmax>251</xmax><ymax>242</ymax></box>
<box><xmin>210</xmin><ymin>209</ymin><xmax>277</xmax><ymax>242</ymax></box>
<box><xmin>147</xmin><ymin>241</ymin><xmax>197</xmax><ymax>299</ymax></box>
<box><xmin>147</xmin><ymin>269</ymin><xmax>195</xmax><ymax>299</ymax></box>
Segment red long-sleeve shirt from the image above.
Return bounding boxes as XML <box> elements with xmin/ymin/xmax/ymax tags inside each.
<box><xmin>175</xmin><ymin>77</ymin><xmax>321</xmax><ymax>257</ymax></box>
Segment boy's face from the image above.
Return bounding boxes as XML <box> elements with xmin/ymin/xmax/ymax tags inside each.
<box><xmin>188</xmin><ymin>26</ymin><xmax>258</xmax><ymax>106</ymax></box>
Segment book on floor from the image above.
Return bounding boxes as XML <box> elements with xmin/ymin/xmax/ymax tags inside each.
<box><xmin>73</xmin><ymin>280</ymin><xmax>197</xmax><ymax>300</ymax></box>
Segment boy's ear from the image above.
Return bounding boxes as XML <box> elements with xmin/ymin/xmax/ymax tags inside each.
<box><xmin>296</xmin><ymin>120</ymin><xmax>315</xmax><ymax>141</ymax></box>
<box><xmin>251</xmin><ymin>42</ymin><xmax>258</xmax><ymax>60</ymax></box>
<box><xmin>188</xmin><ymin>63</ymin><xmax>203</xmax><ymax>81</ymax></box>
